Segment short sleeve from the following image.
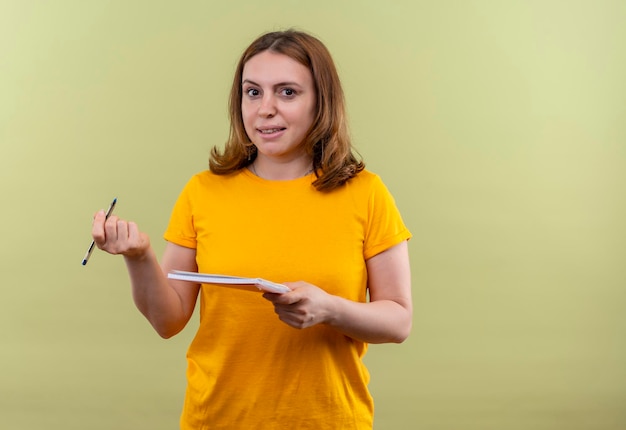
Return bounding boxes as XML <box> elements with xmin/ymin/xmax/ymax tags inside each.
<box><xmin>363</xmin><ymin>175</ymin><xmax>411</xmax><ymax>260</ymax></box>
<box><xmin>163</xmin><ymin>176</ymin><xmax>198</xmax><ymax>249</ymax></box>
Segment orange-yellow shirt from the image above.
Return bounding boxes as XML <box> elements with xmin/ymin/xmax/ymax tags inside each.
<box><xmin>164</xmin><ymin>169</ymin><xmax>411</xmax><ymax>430</ymax></box>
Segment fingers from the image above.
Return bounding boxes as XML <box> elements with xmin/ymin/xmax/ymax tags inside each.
<box><xmin>91</xmin><ymin>210</ymin><xmax>107</xmax><ymax>245</ymax></box>
<box><xmin>272</xmin><ymin>302</ymin><xmax>317</xmax><ymax>329</ymax></box>
<box><xmin>263</xmin><ymin>285</ymin><xmax>322</xmax><ymax>329</ymax></box>
<box><xmin>91</xmin><ymin>212</ymin><xmax>147</xmax><ymax>257</ymax></box>
<box><xmin>262</xmin><ymin>290</ymin><xmax>300</xmax><ymax>305</ymax></box>
<box><xmin>262</xmin><ymin>281</ymin><xmax>308</xmax><ymax>304</ymax></box>
<box><xmin>127</xmin><ymin>221</ymin><xmax>140</xmax><ymax>243</ymax></box>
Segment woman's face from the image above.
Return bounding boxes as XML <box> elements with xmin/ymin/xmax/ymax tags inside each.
<box><xmin>241</xmin><ymin>51</ymin><xmax>316</xmax><ymax>162</ymax></box>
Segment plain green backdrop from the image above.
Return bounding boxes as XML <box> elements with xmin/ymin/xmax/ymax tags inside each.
<box><xmin>1</xmin><ymin>1</ymin><xmax>625</xmax><ymax>429</ymax></box>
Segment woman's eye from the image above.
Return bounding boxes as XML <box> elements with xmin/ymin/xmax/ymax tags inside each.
<box><xmin>246</xmin><ymin>88</ymin><xmax>260</xmax><ymax>97</ymax></box>
<box><xmin>281</xmin><ymin>88</ymin><xmax>296</xmax><ymax>97</ymax></box>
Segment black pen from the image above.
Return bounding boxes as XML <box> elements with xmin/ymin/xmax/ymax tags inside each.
<box><xmin>81</xmin><ymin>198</ymin><xmax>117</xmax><ymax>266</ymax></box>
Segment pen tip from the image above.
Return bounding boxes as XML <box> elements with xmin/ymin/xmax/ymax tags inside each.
<box><xmin>81</xmin><ymin>259</ymin><xmax>87</xmax><ymax>265</ymax></box>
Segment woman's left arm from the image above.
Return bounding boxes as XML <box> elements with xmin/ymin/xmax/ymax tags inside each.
<box><xmin>263</xmin><ymin>240</ymin><xmax>412</xmax><ymax>344</ymax></box>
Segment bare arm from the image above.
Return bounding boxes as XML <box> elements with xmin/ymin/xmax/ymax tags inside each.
<box><xmin>92</xmin><ymin>210</ymin><xmax>200</xmax><ymax>338</ymax></box>
<box><xmin>263</xmin><ymin>240</ymin><xmax>412</xmax><ymax>344</ymax></box>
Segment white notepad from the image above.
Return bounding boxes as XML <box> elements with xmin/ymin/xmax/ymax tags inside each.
<box><xmin>167</xmin><ymin>270</ymin><xmax>290</xmax><ymax>294</ymax></box>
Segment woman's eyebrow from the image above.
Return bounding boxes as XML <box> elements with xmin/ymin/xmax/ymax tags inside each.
<box><xmin>242</xmin><ymin>79</ymin><xmax>260</xmax><ymax>86</ymax></box>
<box><xmin>242</xmin><ymin>79</ymin><xmax>303</xmax><ymax>88</ymax></box>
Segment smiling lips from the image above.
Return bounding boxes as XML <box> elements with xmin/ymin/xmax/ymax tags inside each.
<box><xmin>258</xmin><ymin>127</ymin><xmax>286</xmax><ymax>135</ymax></box>
<box><xmin>258</xmin><ymin>127</ymin><xmax>285</xmax><ymax>134</ymax></box>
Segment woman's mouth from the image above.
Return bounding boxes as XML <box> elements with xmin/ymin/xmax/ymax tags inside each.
<box><xmin>258</xmin><ymin>127</ymin><xmax>286</xmax><ymax>134</ymax></box>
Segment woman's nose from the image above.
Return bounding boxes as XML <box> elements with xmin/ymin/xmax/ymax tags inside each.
<box><xmin>258</xmin><ymin>94</ymin><xmax>276</xmax><ymax>117</ymax></box>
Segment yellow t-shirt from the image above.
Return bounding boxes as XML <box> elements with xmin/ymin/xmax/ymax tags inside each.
<box><xmin>164</xmin><ymin>168</ymin><xmax>411</xmax><ymax>430</ymax></box>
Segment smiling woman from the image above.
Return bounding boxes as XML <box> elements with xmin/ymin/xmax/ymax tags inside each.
<box><xmin>90</xmin><ymin>29</ymin><xmax>411</xmax><ymax>430</ymax></box>
<box><xmin>210</xmin><ymin>29</ymin><xmax>363</xmax><ymax>191</ymax></box>
<box><xmin>241</xmin><ymin>51</ymin><xmax>316</xmax><ymax>179</ymax></box>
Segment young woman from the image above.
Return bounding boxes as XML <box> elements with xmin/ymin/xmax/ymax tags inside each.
<box><xmin>92</xmin><ymin>29</ymin><xmax>412</xmax><ymax>430</ymax></box>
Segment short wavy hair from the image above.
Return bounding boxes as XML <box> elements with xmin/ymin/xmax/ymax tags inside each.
<box><xmin>209</xmin><ymin>29</ymin><xmax>364</xmax><ymax>191</ymax></box>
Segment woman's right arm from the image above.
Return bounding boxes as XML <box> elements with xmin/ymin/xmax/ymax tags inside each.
<box><xmin>92</xmin><ymin>210</ymin><xmax>200</xmax><ymax>338</ymax></box>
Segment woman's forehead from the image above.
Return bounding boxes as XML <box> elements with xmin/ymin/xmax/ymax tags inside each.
<box><xmin>242</xmin><ymin>51</ymin><xmax>312</xmax><ymax>86</ymax></box>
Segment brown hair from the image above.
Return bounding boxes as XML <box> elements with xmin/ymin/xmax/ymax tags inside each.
<box><xmin>209</xmin><ymin>29</ymin><xmax>364</xmax><ymax>191</ymax></box>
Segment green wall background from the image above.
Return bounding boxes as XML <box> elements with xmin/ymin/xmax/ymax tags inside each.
<box><xmin>1</xmin><ymin>1</ymin><xmax>624</xmax><ymax>429</ymax></box>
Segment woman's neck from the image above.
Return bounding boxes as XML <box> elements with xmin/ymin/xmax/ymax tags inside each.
<box><xmin>250</xmin><ymin>156</ymin><xmax>313</xmax><ymax>180</ymax></box>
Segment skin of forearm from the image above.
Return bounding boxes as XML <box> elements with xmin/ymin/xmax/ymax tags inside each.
<box><xmin>123</xmin><ymin>248</ymin><xmax>189</xmax><ymax>338</ymax></box>
<box><xmin>325</xmin><ymin>296</ymin><xmax>412</xmax><ymax>344</ymax></box>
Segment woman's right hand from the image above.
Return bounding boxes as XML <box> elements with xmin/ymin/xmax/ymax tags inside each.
<box><xmin>91</xmin><ymin>210</ymin><xmax>151</xmax><ymax>260</ymax></box>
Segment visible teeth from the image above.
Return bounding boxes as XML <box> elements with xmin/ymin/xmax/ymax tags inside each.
<box><xmin>260</xmin><ymin>128</ymin><xmax>282</xmax><ymax>134</ymax></box>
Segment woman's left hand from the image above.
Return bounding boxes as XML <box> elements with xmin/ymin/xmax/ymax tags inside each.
<box><xmin>262</xmin><ymin>282</ymin><xmax>333</xmax><ymax>329</ymax></box>
<box><xmin>262</xmin><ymin>241</ymin><xmax>411</xmax><ymax>343</ymax></box>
